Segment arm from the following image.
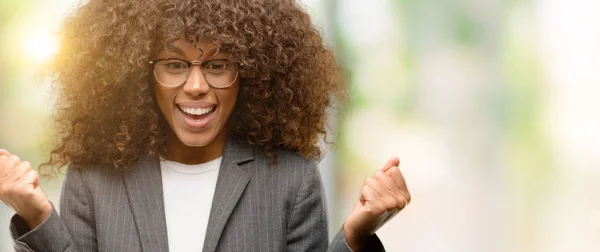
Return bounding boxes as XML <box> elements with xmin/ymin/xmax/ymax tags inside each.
<box><xmin>8</xmin><ymin>163</ymin><xmax>97</xmax><ymax>252</ymax></box>
<box><xmin>285</xmin><ymin>160</ymin><xmax>329</xmax><ymax>251</ymax></box>
<box><xmin>11</xmin><ymin>204</ymin><xmax>72</xmax><ymax>252</ymax></box>
<box><xmin>284</xmin><ymin>160</ymin><xmax>384</xmax><ymax>252</ymax></box>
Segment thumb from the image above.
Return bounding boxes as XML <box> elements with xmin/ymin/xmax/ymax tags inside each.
<box><xmin>381</xmin><ymin>156</ymin><xmax>400</xmax><ymax>172</ymax></box>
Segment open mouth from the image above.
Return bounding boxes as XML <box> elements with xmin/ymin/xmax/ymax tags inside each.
<box><xmin>178</xmin><ymin>105</ymin><xmax>216</xmax><ymax>121</ymax></box>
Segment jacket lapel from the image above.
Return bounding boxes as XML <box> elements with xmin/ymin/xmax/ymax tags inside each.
<box><xmin>122</xmin><ymin>135</ymin><xmax>254</xmax><ymax>252</ymax></box>
<box><xmin>202</xmin><ymin>136</ymin><xmax>254</xmax><ymax>252</ymax></box>
<box><xmin>123</xmin><ymin>154</ymin><xmax>170</xmax><ymax>252</ymax></box>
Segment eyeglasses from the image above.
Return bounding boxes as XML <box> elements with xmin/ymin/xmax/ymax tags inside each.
<box><xmin>149</xmin><ymin>58</ymin><xmax>239</xmax><ymax>88</ymax></box>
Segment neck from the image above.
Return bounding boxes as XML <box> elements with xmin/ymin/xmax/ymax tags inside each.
<box><xmin>165</xmin><ymin>130</ymin><xmax>229</xmax><ymax>165</ymax></box>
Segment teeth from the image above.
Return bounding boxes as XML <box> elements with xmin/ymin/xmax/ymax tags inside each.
<box><xmin>180</xmin><ymin>106</ymin><xmax>214</xmax><ymax>116</ymax></box>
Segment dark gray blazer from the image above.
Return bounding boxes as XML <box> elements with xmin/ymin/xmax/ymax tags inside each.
<box><xmin>10</xmin><ymin>136</ymin><xmax>384</xmax><ymax>252</ymax></box>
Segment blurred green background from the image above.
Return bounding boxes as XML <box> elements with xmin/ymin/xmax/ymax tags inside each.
<box><xmin>2</xmin><ymin>0</ymin><xmax>600</xmax><ymax>251</ymax></box>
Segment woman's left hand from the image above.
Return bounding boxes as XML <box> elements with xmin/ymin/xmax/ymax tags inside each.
<box><xmin>343</xmin><ymin>156</ymin><xmax>411</xmax><ymax>251</ymax></box>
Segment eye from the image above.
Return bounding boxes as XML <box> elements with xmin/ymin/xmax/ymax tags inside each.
<box><xmin>203</xmin><ymin>60</ymin><xmax>230</xmax><ymax>73</ymax></box>
<box><xmin>165</xmin><ymin>60</ymin><xmax>187</xmax><ymax>71</ymax></box>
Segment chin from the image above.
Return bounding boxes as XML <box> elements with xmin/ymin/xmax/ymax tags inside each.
<box><xmin>176</xmin><ymin>130</ymin><xmax>217</xmax><ymax>147</ymax></box>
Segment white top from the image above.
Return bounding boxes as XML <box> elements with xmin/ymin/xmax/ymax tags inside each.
<box><xmin>160</xmin><ymin>156</ymin><xmax>222</xmax><ymax>252</ymax></box>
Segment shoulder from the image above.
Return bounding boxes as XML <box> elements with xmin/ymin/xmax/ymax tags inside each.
<box><xmin>62</xmin><ymin>162</ymin><xmax>125</xmax><ymax>190</ymax></box>
<box><xmin>253</xmin><ymin>148</ymin><xmax>320</xmax><ymax>176</ymax></box>
<box><xmin>226</xmin><ymin>134</ymin><xmax>320</xmax><ymax>176</ymax></box>
<box><xmin>246</xmin><ymin>148</ymin><xmax>323</xmax><ymax>196</ymax></box>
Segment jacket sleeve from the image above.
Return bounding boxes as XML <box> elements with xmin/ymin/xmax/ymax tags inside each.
<box><xmin>329</xmin><ymin>226</ymin><xmax>385</xmax><ymax>252</ymax></box>
<box><xmin>10</xmin><ymin>168</ymin><xmax>97</xmax><ymax>252</ymax></box>
<box><xmin>284</xmin><ymin>160</ymin><xmax>385</xmax><ymax>252</ymax></box>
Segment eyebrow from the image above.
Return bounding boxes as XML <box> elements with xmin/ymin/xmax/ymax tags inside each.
<box><xmin>166</xmin><ymin>45</ymin><xmax>185</xmax><ymax>56</ymax></box>
<box><xmin>163</xmin><ymin>45</ymin><xmax>221</xmax><ymax>58</ymax></box>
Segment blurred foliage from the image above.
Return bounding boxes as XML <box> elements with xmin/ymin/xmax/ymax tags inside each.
<box><xmin>0</xmin><ymin>0</ymin><xmax>586</xmax><ymax>251</ymax></box>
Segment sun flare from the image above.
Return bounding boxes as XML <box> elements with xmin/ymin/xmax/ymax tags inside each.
<box><xmin>22</xmin><ymin>29</ymin><xmax>59</xmax><ymax>64</ymax></box>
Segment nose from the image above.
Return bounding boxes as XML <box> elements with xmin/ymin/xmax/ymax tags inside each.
<box><xmin>182</xmin><ymin>64</ymin><xmax>210</xmax><ymax>96</ymax></box>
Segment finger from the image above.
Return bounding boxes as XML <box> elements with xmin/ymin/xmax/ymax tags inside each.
<box><xmin>386</xmin><ymin>167</ymin><xmax>411</xmax><ymax>205</ymax></box>
<box><xmin>375</xmin><ymin>170</ymin><xmax>407</xmax><ymax>208</ymax></box>
<box><xmin>1</xmin><ymin>155</ymin><xmax>21</xmax><ymax>179</ymax></box>
<box><xmin>0</xmin><ymin>154</ymin><xmax>8</xmax><ymax>168</ymax></box>
<box><xmin>33</xmin><ymin>169</ymin><xmax>40</xmax><ymax>188</ymax></box>
<box><xmin>374</xmin><ymin>170</ymin><xmax>399</xmax><ymax>194</ymax></box>
<box><xmin>400</xmin><ymin>191</ymin><xmax>412</xmax><ymax>209</ymax></box>
<box><xmin>360</xmin><ymin>183</ymin><xmax>383</xmax><ymax>202</ymax></box>
<box><xmin>400</xmin><ymin>191</ymin><xmax>410</xmax><ymax>208</ymax></box>
<box><xmin>361</xmin><ymin>185</ymin><xmax>386</xmax><ymax>215</ymax></box>
<box><xmin>359</xmin><ymin>188</ymin><xmax>365</xmax><ymax>204</ymax></box>
<box><xmin>19</xmin><ymin>170</ymin><xmax>39</xmax><ymax>186</ymax></box>
<box><xmin>0</xmin><ymin>149</ymin><xmax>11</xmax><ymax>158</ymax></box>
<box><xmin>0</xmin><ymin>155</ymin><xmax>7</xmax><ymax>179</ymax></box>
<box><xmin>7</xmin><ymin>161</ymin><xmax>33</xmax><ymax>182</ymax></box>
<box><xmin>365</xmin><ymin>176</ymin><xmax>400</xmax><ymax>210</ymax></box>
<box><xmin>386</xmin><ymin>166</ymin><xmax>408</xmax><ymax>191</ymax></box>
<box><xmin>381</xmin><ymin>156</ymin><xmax>400</xmax><ymax>172</ymax></box>
<box><xmin>360</xmin><ymin>176</ymin><xmax>384</xmax><ymax>202</ymax></box>
<box><xmin>364</xmin><ymin>177</ymin><xmax>388</xmax><ymax>196</ymax></box>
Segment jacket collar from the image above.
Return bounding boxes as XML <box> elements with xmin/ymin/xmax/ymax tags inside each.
<box><xmin>123</xmin><ymin>134</ymin><xmax>254</xmax><ymax>252</ymax></box>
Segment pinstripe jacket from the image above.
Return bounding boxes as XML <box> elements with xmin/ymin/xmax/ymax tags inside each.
<box><xmin>9</xmin><ymin>136</ymin><xmax>384</xmax><ymax>252</ymax></box>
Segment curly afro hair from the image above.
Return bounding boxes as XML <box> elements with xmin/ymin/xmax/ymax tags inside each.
<box><xmin>41</xmin><ymin>0</ymin><xmax>343</xmax><ymax>172</ymax></box>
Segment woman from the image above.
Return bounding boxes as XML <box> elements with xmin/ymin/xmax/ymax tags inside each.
<box><xmin>0</xmin><ymin>0</ymin><xmax>410</xmax><ymax>251</ymax></box>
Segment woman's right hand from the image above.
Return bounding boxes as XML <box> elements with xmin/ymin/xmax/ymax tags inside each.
<box><xmin>0</xmin><ymin>149</ymin><xmax>52</xmax><ymax>230</ymax></box>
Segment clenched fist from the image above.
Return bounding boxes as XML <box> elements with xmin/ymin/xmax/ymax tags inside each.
<box><xmin>343</xmin><ymin>156</ymin><xmax>411</xmax><ymax>251</ymax></box>
<box><xmin>0</xmin><ymin>149</ymin><xmax>52</xmax><ymax>230</ymax></box>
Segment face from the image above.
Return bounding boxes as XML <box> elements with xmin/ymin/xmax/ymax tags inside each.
<box><xmin>153</xmin><ymin>38</ymin><xmax>240</xmax><ymax>163</ymax></box>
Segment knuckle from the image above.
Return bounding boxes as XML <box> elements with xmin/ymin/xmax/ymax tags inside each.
<box><xmin>393</xmin><ymin>197</ymin><xmax>402</xmax><ymax>208</ymax></box>
<box><xmin>366</xmin><ymin>177</ymin><xmax>377</xmax><ymax>185</ymax></box>
<box><xmin>383</xmin><ymin>199</ymin><xmax>393</xmax><ymax>208</ymax></box>
<box><xmin>361</xmin><ymin>185</ymin><xmax>369</xmax><ymax>193</ymax></box>
<box><xmin>28</xmin><ymin>170</ymin><xmax>39</xmax><ymax>180</ymax></box>
<box><xmin>397</xmin><ymin>197</ymin><xmax>408</xmax><ymax>209</ymax></box>
<box><xmin>23</xmin><ymin>161</ymin><xmax>32</xmax><ymax>171</ymax></box>
<box><xmin>384</xmin><ymin>195</ymin><xmax>394</xmax><ymax>204</ymax></box>
<box><xmin>386</xmin><ymin>197</ymin><xmax>397</xmax><ymax>207</ymax></box>
<box><xmin>394</xmin><ymin>194</ymin><xmax>403</xmax><ymax>203</ymax></box>
<box><xmin>405</xmin><ymin>192</ymin><xmax>412</xmax><ymax>203</ymax></box>
<box><xmin>18</xmin><ymin>161</ymin><xmax>31</xmax><ymax>172</ymax></box>
<box><xmin>24</xmin><ymin>189</ymin><xmax>35</xmax><ymax>198</ymax></box>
